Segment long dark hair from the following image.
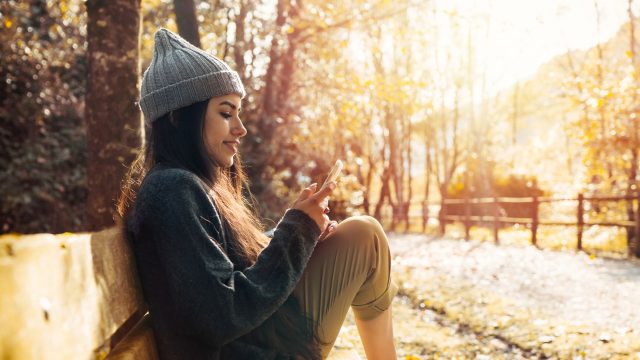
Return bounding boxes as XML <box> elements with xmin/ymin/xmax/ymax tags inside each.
<box><xmin>116</xmin><ymin>100</ymin><xmax>320</xmax><ymax>358</ymax></box>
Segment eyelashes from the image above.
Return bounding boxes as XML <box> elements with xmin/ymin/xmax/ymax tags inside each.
<box><xmin>220</xmin><ymin>109</ymin><xmax>241</xmax><ymax>120</ymax></box>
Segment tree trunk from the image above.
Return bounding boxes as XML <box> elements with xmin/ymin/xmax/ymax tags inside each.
<box><xmin>261</xmin><ymin>0</ymin><xmax>287</xmax><ymax>118</ymax></box>
<box><xmin>627</xmin><ymin>0</ymin><xmax>640</xmax><ymax>257</ymax></box>
<box><xmin>593</xmin><ymin>0</ymin><xmax>613</xmax><ymax>180</ymax></box>
<box><xmin>234</xmin><ymin>0</ymin><xmax>248</xmax><ymax>83</ymax></box>
<box><xmin>363</xmin><ymin>153</ymin><xmax>375</xmax><ymax>215</ymax></box>
<box><xmin>86</xmin><ymin>0</ymin><xmax>142</xmax><ymax>230</ymax></box>
<box><xmin>173</xmin><ymin>0</ymin><xmax>201</xmax><ymax>48</ymax></box>
<box><xmin>387</xmin><ymin>107</ymin><xmax>402</xmax><ymax>229</ymax></box>
<box><xmin>374</xmin><ymin>167</ymin><xmax>392</xmax><ymax>223</ymax></box>
<box><xmin>512</xmin><ymin>81</ymin><xmax>519</xmax><ymax>147</ymax></box>
<box><xmin>424</xmin><ymin>125</ymin><xmax>432</xmax><ymax>232</ymax></box>
<box><xmin>439</xmin><ymin>185</ymin><xmax>447</xmax><ymax>235</ymax></box>
<box><xmin>405</xmin><ymin>115</ymin><xmax>413</xmax><ymax>232</ymax></box>
<box><xmin>245</xmin><ymin>0</ymin><xmax>287</xmax><ymax>205</ymax></box>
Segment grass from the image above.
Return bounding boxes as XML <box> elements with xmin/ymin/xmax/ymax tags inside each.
<box><xmin>395</xmin><ymin>269</ymin><xmax>640</xmax><ymax>360</ymax></box>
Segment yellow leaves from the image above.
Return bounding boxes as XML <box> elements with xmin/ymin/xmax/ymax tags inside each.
<box><xmin>60</xmin><ymin>0</ymin><xmax>69</xmax><ymax>17</ymax></box>
<box><xmin>339</xmin><ymin>102</ymin><xmax>351</xmax><ymax>114</ymax></box>
<box><xmin>95</xmin><ymin>350</ymin><xmax>108</xmax><ymax>360</ymax></box>
<box><xmin>4</xmin><ymin>19</ymin><xmax>12</xmax><ymax>29</ymax></box>
<box><xmin>450</xmin><ymin>181</ymin><xmax>465</xmax><ymax>193</ymax></box>
<box><xmin>586</xmin><ymin>97</ymin><xmax>605</xmax><ymax>109</ymax></box>
<box><xmin>405</xmin><ymin>356</ymin><xmax>421</xmax><ymax>360</ymax></box>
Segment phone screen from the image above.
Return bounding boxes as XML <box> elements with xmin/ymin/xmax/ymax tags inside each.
<box><xmin>322</xmin><ymin>160</ymin><xmax>343</xmax><ymax>188</ymax></box>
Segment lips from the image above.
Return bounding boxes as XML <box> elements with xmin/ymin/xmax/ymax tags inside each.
<box><xmin>223</xmin><ymin>141</ymin><xmax>239</xmax><ymax>152</ymax></box>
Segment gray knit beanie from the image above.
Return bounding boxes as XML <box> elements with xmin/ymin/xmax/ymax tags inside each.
<box><xmin>139</xmin><ymin>28</ymin><xmax>246</xmax><ymax>125</ymax></box>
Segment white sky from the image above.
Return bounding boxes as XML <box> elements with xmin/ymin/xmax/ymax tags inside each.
<box><xmin>345</xmin><ymin>0</ymin><xmax>637</xmax><ymax>105</ymax></box>
<box><xmin>464</xmin><ymin>0</ymin><xmax>637</xmax><ymax>93</ymax></box>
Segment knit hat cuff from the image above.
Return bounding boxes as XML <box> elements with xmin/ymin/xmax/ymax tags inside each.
<box><xmin>140</xmin><ymin>70</ymin><xmax>246</xmax><ymax>124</ymax></box>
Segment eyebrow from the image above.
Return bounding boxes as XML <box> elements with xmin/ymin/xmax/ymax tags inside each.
<box><xmin>219</xmin><ymin>100</ymin><xmax>241</xmax><ymax>111</ymax></box>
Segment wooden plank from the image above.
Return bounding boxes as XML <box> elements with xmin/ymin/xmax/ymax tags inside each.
<box><xmin>583</xmin><ymin>220</ymin><xmax>637</xmax><ymax>228</ymax></box>
<box><xmin>106</xmin><ymin>314</ymin><xmax>158</xmax><ymax>360</ymax></box>
<box><xmin>537</xmin><ymin>220</ymin><xmax>579</xmax><ymax>226</ymax></box>
<box><xmin>583</xmin><ymin>194</ymin><xmax>635</xmax><ymax>202</ymax></box>
<box><xmin>496</xmin><ymin>216</ymin><xmax>533</xmax><ymax>224</ymax></box>
<box><xmin>502</xmin><ymin>197</ymin><xmax>532</xmax><ymax>203</ymax></box>
<box><xmin>538</xmin><ymin>197</ymin><xmax>577</xmax><ymax>203</ymax></box>
<box><xmin>443</xmin><ymin>198</ymin><xmax>466</xmax><ymax>205</ymax></box>
<box><xmin>0</xmin><ymin>227</ymin><xmax>147</xmax><ymax>359</ymax></box>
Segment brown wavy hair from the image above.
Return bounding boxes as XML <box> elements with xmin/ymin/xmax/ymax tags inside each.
<box><xmin>116</xmin><ymin>100</ymin><xmax>267</xmax><ymax>263</ymax></box>
<box><xmin>116</xmin><ymin>99</ymin><xmax>320</xmax><ymax>358</ymax></box>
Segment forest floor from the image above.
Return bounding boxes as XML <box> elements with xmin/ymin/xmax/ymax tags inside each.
<box><xmin>328</xmin><ymin>233</ymin><xmax>640</xmax><ymax>360</ymax></box>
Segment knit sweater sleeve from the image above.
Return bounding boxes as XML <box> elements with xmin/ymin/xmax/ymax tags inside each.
<box><xmin>137</xmin><ymin>169</ymin><xmax>320</xmax><ymax>347</ymax></box>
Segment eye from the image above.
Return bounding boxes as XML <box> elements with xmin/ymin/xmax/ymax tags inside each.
<box><xmin>220</xmin><ymin>112</ymin><xmax>232</xmax><ymax>119</ymax></box>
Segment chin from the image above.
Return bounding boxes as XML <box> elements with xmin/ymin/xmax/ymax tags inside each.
<box><xmin>211</xmin><ymin>152</ymin><xmax>235</xmax><ymax>168</ymax></box>
<box><xmin>220</xmin><ymin>158</ymin><xmax>234</xmax><ymax>168</ymax></box>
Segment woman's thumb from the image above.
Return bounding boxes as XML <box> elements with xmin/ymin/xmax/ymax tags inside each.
<box><xmin>297</xmin><ymin>183</ymin><xmax>317</xmax><ymax>202</ymax></box>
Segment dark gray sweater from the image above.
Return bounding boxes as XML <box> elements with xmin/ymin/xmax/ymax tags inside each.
<box><xmin>127</xmin><ymin>165</ymin><xmax>320</xmax><ymax>359</ymax></box>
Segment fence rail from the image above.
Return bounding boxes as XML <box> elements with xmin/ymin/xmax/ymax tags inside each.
<box><xmin>369</xmin><ymin>192</ymin><xmax>640</xmax><ymax>254</ymax></box>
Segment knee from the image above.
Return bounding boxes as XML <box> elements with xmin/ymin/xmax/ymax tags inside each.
<box><xmin>336</xmin><ymin>215</ymin><xmax>388</xmax><ymax>251</ymax></box>
<box><xmin>342</xmin><ymin>215</ymin><xmax>383</xmax><ymax>235</ymax></box>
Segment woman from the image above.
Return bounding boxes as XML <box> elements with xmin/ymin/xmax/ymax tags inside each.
<box><xmin>118</xmin><ymin>28</ymin><xmax>398</xmax><ymax>359</ymax></box>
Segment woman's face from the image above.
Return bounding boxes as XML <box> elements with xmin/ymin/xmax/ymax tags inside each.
<box><xmin>203</xmin><ymin>94</ymin><xmax>247</xmax><ymax>168</ymax></box>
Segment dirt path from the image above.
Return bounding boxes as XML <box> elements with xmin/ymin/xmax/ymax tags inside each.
<box><xmin>328</xmin><ymin>233</ymin><xmax>640</xmax><ymax>359</ymax></box>
<box><xmin>389</xmin><ymin>234</ymin><xmax>640</xmax><ymax>332</ymax></box>
<box><xmin>330</xmin><ymin>296</ymin><xmax>542</xmax><ymax>360</ymax></box>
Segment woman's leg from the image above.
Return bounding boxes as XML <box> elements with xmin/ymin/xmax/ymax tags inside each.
<box><xmin>292</xmin><ymin>215</ymin><xmax>398</xmax><ymax>358</ymax></box>
<box><xmin>355</xmin><ymin>306</ymin><xmax>396</xmax><ymax>360</ymax></box>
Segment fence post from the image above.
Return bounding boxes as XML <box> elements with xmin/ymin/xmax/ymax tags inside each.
<box><xmin>439</xmin><ymin>200</ymin><xmax>446</xmax><ymax>236</ymax></box>
<box><xmin>493</xmin><ymin>196</ymin><xmax>500</xmax><ymax>244</ymax></box>
<box><xmin>464</xmin><ymin>195</ymin><xmax>471</xmax><ymax>240</ymax></box>
<box><xmin>577</xmin><ymin>193</ymin><xmax>584</xmax><ymax>251</ymax></box>
<box><xmin>422</xmin><ymin>201</ymin><xmax>428</xmax><ymax>233</ymax></box>
<box><xmin>403</xmin><ymin>202</ymin><xmax>410</xmax><ymax>233</ymax></box>
<box><xmin>634</xmin><ymin>193</ymin><xmax>640</xmax><ymax>257</ymax></box>
<box><xmin>531</xmin><ymin>196</ymin><xmax>539</xmax><ymax>247</ymax></box>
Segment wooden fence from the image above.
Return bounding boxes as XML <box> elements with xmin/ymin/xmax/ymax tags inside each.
<box><xmin>368</xmin><ymin>193</ymin><xmax>640</xmax><ymax>252</ymax></box>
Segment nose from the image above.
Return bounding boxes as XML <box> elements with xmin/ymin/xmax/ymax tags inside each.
<box><xmin>231</xmin><ymin>116</ymin><xmax>247</xmax><ymax>138</ymax></box>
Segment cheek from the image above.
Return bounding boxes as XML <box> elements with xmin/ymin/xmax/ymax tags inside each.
<box><xmin>204</xmin><ymin>118</ymin><xmax>215</xmax><ymax>139</ymax></box>
<box><xmin>204</xmin><ymin>131</ymin><xmax>221</xmax><ymax>155</ymax></box>
<box><xmin>204</xmin><ymin>118</ymin><xmax>227</xmax><ymax>149</ymax></box>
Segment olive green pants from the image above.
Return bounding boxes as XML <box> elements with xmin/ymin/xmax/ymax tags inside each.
<box><xmin>292</xmin><ymin>215</ymin><xmax>398</xmax><ymax>358</ymax></box>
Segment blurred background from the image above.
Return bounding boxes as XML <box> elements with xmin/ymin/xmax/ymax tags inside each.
<box><xmin>1</xmin><ymin>0</ymin><xmax>639</xmax><ymax>258</ymax></box>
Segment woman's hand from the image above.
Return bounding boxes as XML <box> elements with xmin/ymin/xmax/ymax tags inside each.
<box><xmin>291</xmin><ymin>182</ymin><xmax>337</xmax><ymax>241</ymax></box>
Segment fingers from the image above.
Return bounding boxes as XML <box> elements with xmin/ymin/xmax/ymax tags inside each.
<box><xmin>310</xmin><ymin>181</ymin><xmax>336</xmax><ymax>202</ymax></box>
<box><xmin>291</xmin><ymin>181</ymin><xmax>335</xmax><ymax>233</ymax></box>
<box><xmin>318</xmin><ymin>220</ymin><xmax>338</xmax><ymax>242</ymax></box>
<box><xmin>295</xmin><ymin>183</ymin><xmax>317</xmax><ymax>204</ymax></box>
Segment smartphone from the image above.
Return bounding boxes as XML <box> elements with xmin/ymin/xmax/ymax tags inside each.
<box><xmin>322</xmin><ymin>160</ymin><xmax>343</xmax><ymax>189</ymax></box>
